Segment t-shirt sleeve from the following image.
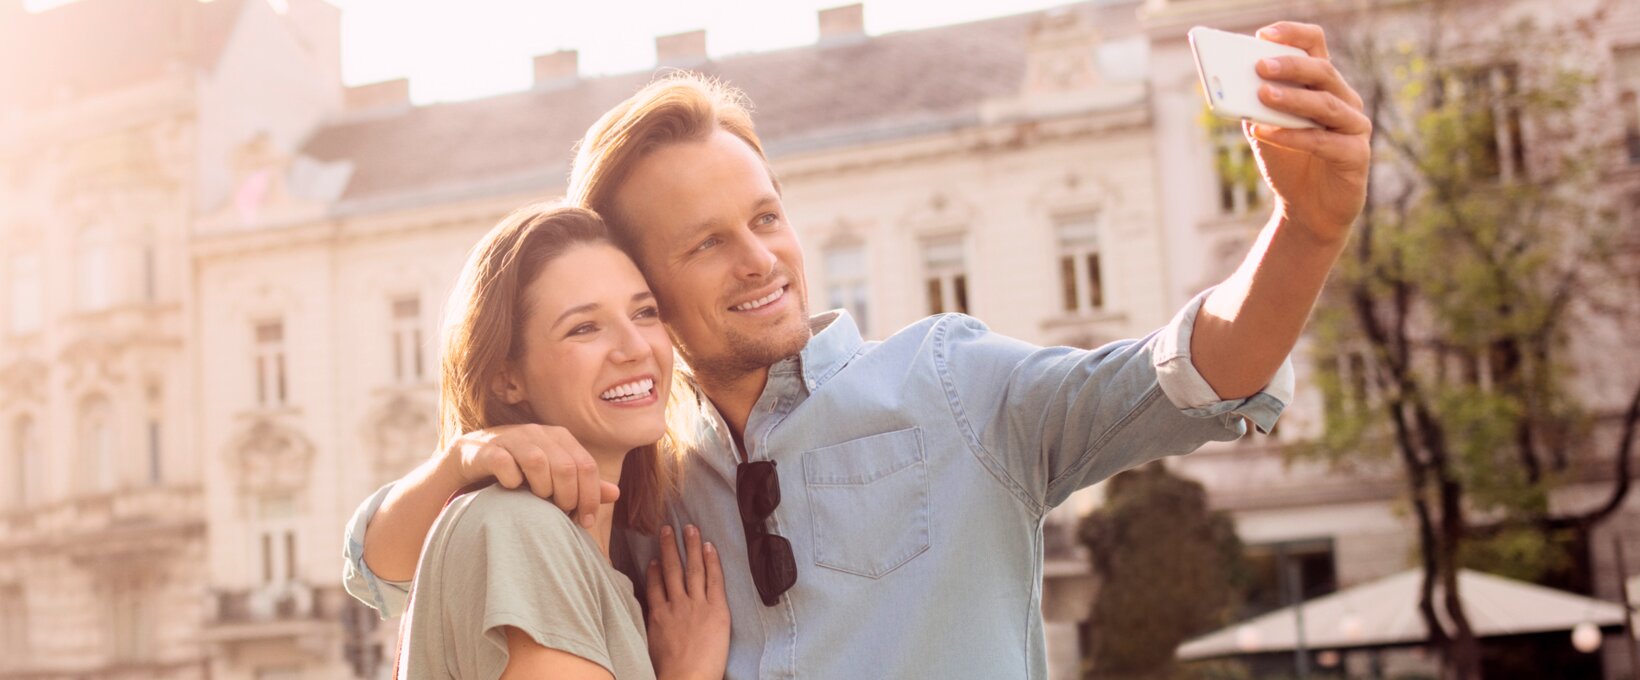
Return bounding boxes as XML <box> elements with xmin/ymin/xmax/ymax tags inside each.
<box><xmin>432</xmin><ymin>489</ymin><xmax>619</xmax><ymax>678</ymax></box>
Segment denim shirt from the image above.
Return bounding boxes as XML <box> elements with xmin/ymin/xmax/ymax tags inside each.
<box><xmin>343</xmin><ymin>288</ymin><xmax>1293</xmax><ymax>679</ymax></box>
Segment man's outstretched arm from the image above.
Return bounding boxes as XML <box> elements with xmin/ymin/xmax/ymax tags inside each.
<box><xmin>1191</xmin><ymin>21</ymin><xmax>1372</xmax><ymax>400</ymax></box>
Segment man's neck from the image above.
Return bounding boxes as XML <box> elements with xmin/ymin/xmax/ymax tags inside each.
<box><xmin>694</xmin><ymin>364</ymin><xmax>772</xmax><ymax>455</ymax></box>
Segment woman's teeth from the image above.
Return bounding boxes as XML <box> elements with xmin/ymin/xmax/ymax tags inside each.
<box><xmin>732</xmin><ymin>287</ymin><xmax>784</xmax><ymax>312</ymax></box>
<box><xmin>600</xmin><ymin>378</ymin><xmax>655</xmax><ymax>402</ymax></box>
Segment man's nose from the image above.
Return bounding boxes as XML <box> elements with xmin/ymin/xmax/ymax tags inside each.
<box><xmin>730</xmin><ymin>231</ymin><xmax>777</xmax><ymax>279</ymax></box>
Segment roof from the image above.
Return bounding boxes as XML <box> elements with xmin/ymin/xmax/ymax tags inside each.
<box><xmin>1178</xmin><ymin>569</ymin><xmax>1630</xmax><ymax>660</ymax></box>
<box><xmin>0</xmin><ymin>0</ymin><xmax>248</xmax><ymax>110</ymax></box>
<box><xmin>299</xmin><ymin>1</ymin><xmax>1145</xmax><ymax>205</ymax></box>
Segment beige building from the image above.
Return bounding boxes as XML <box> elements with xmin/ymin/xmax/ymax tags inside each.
<box><xmin>4</xmin><ymin>0</ymin><xmax>1640</xmax><ymax>678</ymax></box>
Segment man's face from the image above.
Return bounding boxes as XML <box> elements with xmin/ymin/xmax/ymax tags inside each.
<box><xmin>611</xmin><ymin>129</ymin><xmax>811</xmax><ymax>378</ymax></box>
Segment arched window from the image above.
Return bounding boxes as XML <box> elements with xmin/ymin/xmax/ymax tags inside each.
<box><xmin>79</xmin><ymin>396</ymin><xmax>115</xmax><ymax>493</ymax></box>
<box><xmin>7</xmin><ymin>252</ymin><xmax>42</xmax><ymax>334</ymax></box>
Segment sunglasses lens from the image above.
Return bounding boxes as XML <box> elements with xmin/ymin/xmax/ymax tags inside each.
<box><xmin>748</xmin><ymin>533</ymin><xmax>797</xmax><ymax>606</ymax></box>
<box><xmin>737</xmin><ymin>461</ymin><xmax>781</xmax><ymax>523</ymax></box>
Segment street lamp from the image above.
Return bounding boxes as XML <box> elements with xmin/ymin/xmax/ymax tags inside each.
<box><xmin>1573</xmin><ymin>621</ymin><xmax>1602</xmax><ymax>654</ymax></box>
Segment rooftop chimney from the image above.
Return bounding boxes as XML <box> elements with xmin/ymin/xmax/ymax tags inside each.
<box><xmin>344</xmin><ymin>78</ymin><xmax>410</xmax><ymax>113</ymax></box>
<box><xmin>818</xmin><ymin>4</ymin><xmax>865</xmax><ymax>44</ymax></box>
<box><xmin>656</xmin><ymin>29</ymin><xmax>707</xmax><ymax>67</ymax></box>
<box><xmin>533</xmin><ymin>50</ymin><xmax>579</xmax><ymax>88</ymax></box>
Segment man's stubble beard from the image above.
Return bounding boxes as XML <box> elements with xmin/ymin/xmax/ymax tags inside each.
<box><xmin>678</xmin><ymin>306</ymin><xmax>812</xmax><ymax>388</ymax></box>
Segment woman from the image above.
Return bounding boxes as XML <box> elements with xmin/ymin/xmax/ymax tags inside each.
<box><xmin>398</xmin><ymin>204</ymin><xmax>727</xmax><ymax>680</ymax></box>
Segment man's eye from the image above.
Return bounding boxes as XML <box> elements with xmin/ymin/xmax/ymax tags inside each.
<box><xmin>694</xmin><ymin>237</ymin><xmax>721</xmax><ymax>252</ymax></box>
<box><xmin>757</xmin><ymin>213</ymin><xmax>779</xmax><ymax>227</ymax></box>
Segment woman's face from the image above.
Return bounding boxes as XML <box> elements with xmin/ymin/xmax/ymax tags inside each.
<box><xmin>500</xmin><ymin>242</ymin><xmax>674</xmax><ymax>456</ymax></box>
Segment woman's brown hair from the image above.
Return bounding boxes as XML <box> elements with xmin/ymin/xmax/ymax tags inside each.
<box><xmin>436</xmin><ymin>203</ymin><xmax>692</xmax><ymax>533</ymax></box>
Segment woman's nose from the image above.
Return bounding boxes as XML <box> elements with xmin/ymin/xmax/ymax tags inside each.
<box><xmin>608</xmin><ymin>319</ymin><xmax>650</xmax><ymax>363</ymax></box>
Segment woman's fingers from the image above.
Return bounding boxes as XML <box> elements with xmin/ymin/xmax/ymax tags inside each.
<box><xmin>658</xmin><ymin>525</ymin><xmax>685</xmax><ymax>600</ymax></box>
<box><xmin>704</xmin><ymin>541</ymin><xmax>725</xmax><ymax>606</ymax></box>
<box><xmin>548</xmin><ymin>428</ymin><xmax>604</xmax><ymax>529</ymax></box>
<box><xmin>645</xmin><ymin>559</ymin><xmax>666</xmax><ymax>605</ymax></box>
<box><xmin>1258</xmin><ymin>83</ymin><xmax>1371</xmax><ymax>135</ymax></box>
<box><xmin>683</xmin><ymin>525</ymin><xmax>706</xmax><ymax>599</ymax></box>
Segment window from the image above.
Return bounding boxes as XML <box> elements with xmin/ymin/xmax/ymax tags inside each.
<box><xmin>390</xmin><ymin>297</ymin><xmax>424</xmax><ymax>384</ymax></box>
<box><xmin>1214</xmin><ymin>128</ymin><xmax>1265</xmax><ymax>215</ymax></box>
<box><xmin>1055</xmin><ymin>212</ymin><xmax>1104</xmax><ymax>314</ymax></box>
<box><xmin>10</xmin><ymin>417</ymin><xmax>36</xmax><ymax>510</ymax></box>
<box><xmin>109</xmin><ymin>581</ymin><xmax>149</xmax><ymax>661</ymax></box>
<box><xmin>7</xmin><ymin>253</ymin><xmax>41</xmax><ymax>335</ymax></box>
<box><xmin>1622</xmin><ymin>91</ymin><xmax>1640</xmax><ymax>166</ymax></box>
<box><xmin>921</xmin><ymin>236</ymin><xmax>970</xmax><ymax>315</ymax></box>
<box><xmin>258</xmin><ymin>494</ymin><xmax>298</xmax><ymax>585</ymax></box>
<box><xmin>1442</xmin><ymin>65</ymin><xmax>1526</xmax><ymax>181</ymax></box>
<box><xmin>147</xmin><ymin>419</ymin><xmax>162</xmax><ymax>485</ymax></box>
<box><xmin>1240</xmin><ymin>538</ymin><xmax>1337</xmax><ymax>620</ymax></box>
<box><xmin>0</xmin><ymin>584</ymin><xmax>24</xmax><ymax>667</ymax></box>
<box><xmin>255</xmin><ymin>320</ymin><xmax>288</xmax><ymax>406</ymax></box>
<box><xmin>823</xmin><ymin>244</ymin><xmax>870</xmax><ymax>335</ymax></box>
<box><xmin>75</xmin><ymin>223</ymin><xmax>114</xmax><ymax>312</ymax></box>
<box><xmin>79</xmin><ymin>396</ymin><xmax>115</xmax><ymax>493</ymax></box>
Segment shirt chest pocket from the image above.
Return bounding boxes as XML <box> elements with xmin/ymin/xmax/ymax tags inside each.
<box><xmin>801</xmin><ymin>427</ymin><xmax>931</xmax><ymax>578</ymax></box>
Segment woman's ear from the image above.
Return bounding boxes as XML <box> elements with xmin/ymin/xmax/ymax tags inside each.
<box><xmin>490</xmin><ymin>364</ymin><xmax>528</xmax><ymax>406</ymax></box>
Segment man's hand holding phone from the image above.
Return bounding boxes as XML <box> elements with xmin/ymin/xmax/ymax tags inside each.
<box><xmin>1195</xmin><ymin>22</ymin><xmax>1371</xmax><ymax>244</ymax></box>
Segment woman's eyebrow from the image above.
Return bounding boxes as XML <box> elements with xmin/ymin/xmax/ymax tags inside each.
<box><xmin>551</xmin><ymin>302</ymin><xmax>600</xmax><ymax>330</ymax></box>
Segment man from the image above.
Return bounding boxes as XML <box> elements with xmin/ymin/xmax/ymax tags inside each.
<box><xmin>344</xmin><ymin>21</ymin><xmax>1369</xmax><ymax>679</ymax></box>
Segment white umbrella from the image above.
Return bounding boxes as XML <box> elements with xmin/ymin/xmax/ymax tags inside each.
<box><xmin>1179</xmin><ymin>568</ymin><xmax>1629</xmax><ymax>660</ymax></box>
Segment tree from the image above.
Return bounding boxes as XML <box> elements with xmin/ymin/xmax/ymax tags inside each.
<box><xmin>1299</xmin><ymin>2</ymin><xmax>1640</xmax><ymax>678</ymax></box>
<box><xmin>1077</xmin><ymin>462</ymin><xmax>1245</xmax><ymax>680</ymax></box>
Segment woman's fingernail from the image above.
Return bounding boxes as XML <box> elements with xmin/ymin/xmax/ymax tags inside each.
<box><xmin>686</xmin><ymin>524</ymin><xmax>698</xmax><ymax>537</ymax></box>
<box><xmin>1265</xmin><ymin>85</ymin><xmax>1282</xmax><ymax>99</ymax></box>
<box><xmin>705</xmin><ymin>542</ymin><xmax>716</xmax><ymax>555</ymax></box>
<box><xmin>661</xmin><ymin>525</ymin><xmax>672</xmax><ymax>537</ymax></box>
<box><xmin>1262</xmin><ymin>58</ymin><xmax>1281</xmax><ymax>74</ymax></box>
<box><xmin>581</xmin><ymin>513</ymin><xmax>595</xmax><ymax>528</ymax></box>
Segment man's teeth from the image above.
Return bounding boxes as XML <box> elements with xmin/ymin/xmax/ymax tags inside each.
<box><xmin>732</xmin><ymin>287</ymin><xmax>784</xmax><ymax>312</ymax></box>
<box><xmin>600</xmin><ymin>378</ymin><xmax>655</xmax><ymax>402</ymax></box>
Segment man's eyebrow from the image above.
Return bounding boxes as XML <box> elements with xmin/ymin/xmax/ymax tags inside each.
<box><xmin>551</xmin><ymin>292</ymin><xmax>655</xmax><ymax>330</ymax></box>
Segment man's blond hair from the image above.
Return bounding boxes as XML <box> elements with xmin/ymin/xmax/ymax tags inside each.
<box><xmin>566</xmin><ymin>73</ymin><xmax>777</xmax><ymax>254</ymax></box>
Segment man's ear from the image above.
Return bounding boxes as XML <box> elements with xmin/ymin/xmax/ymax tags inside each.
<box><xmin>490</xmin><ymin>364</ymin><xmax>528</xmax><ymax>406</ymax></box>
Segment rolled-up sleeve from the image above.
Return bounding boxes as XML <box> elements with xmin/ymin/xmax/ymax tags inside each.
<box><xmin>342</xmin><ymin>482</ymin><xmax>412</xmax><ymax>619</ymax></box>
<box><xmin>1152</xmin><ymin>286</ymin><xmax>1294</xmax><ymax>435</ymax></box>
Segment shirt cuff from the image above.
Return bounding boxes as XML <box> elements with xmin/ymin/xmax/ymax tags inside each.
<box><xmin>342</xmin><ymin>482</ymin><xmax>412</xmax><ymax>619</ymax></box>
<box><xmin>1151</xmin><ymin>286</ymin><xmax>1295</xmax><ymax>435</ymax></box>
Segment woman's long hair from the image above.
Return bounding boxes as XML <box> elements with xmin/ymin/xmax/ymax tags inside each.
<box><xmin>436</xmin><ymin>203</ymin><xmax>694</xmax><ymax>533</ymax></box>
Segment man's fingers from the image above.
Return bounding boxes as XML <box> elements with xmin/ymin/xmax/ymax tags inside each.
<box><xmin>645</xmin><ymin>559</ymin><xmax>666</xmax><ymax>606</ymax></box>
<box><xmin>704</xmin><ymin>541</ymin><xmax>725</xmax><ymax>605</ymax></box>
<box><xmin>1256</xmin><ymin>56</ymin><xmax>1363</xmax><ymax>110</ymax></box>
<box><xmin>1258</xmin><ymin>84</ymin><xmax>1370</xmax><ymax>136</ymax></box>
<box><xmin>683</xmin><ymin>525</ymin><xmax>706</xmax><ymax>599</ymax></box>
<box><xmin>1249</xmin><ymin>123</ymin><xmax>1372</xmax><ymax>167</ymax></box>
<box><xmin>1256</xmin><ymin>21</ymin><xmax>1329</xmax><ymax>59</ymax></box>
<box><xmin>658</xmin><ymin>525</ymin><xmax>685</xmax><ymax>600</ymax></box>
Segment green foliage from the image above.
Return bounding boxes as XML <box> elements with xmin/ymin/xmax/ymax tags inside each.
<box><xmin>1078</xmin><ymin>463</ymin><xmax>1245</xmax><ymax>679</ymax></box>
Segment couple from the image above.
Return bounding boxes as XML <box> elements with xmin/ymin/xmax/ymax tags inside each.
<box><xmin>343</xmin><ymin>21</ymin><xmax>1372</xmax><ymax>680</ymax></box>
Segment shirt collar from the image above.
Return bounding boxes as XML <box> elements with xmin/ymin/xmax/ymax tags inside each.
<box><xmin>767</xmin><ymin>309</ymin><xmax>864</xmax><ymax>394</ymax></box>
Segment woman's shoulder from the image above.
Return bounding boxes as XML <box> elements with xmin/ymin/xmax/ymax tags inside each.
<box><xmin>433</xmin><ymin>486</ymin><xmax>602</xmax><ymax>567</ymax></box>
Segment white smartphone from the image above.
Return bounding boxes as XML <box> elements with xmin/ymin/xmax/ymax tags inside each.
<box><xmin>1188</xmin><ymin>26</ymin><xmax>1319</xmax><ymax>130</ymax></box>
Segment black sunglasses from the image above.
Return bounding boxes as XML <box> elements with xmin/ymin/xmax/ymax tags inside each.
<box><xmin>737</xmin><ymin>460</ymin><xmax>797</xmax><ymax>606</ymax></box>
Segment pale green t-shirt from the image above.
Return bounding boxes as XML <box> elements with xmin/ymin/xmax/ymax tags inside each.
<box><xmin>400</xmin><ymin>486</ymin><xmax>655</xmax><ymax>680</ymax></box>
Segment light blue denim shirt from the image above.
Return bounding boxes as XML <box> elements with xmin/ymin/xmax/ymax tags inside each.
<box><xmin>343</xmin><ymin>288</ymin><xmax>1293</xmax><ymax>679</ymax></box>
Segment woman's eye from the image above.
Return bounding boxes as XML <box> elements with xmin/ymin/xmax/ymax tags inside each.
<box><xmin>568</xmin><ymin>323</ymin><xmax>596</xmax><ymax>337</ymax></box>
<box><xmin>634</xmin><ymin>306</ymin><xmax>659</xmax><ymax>320</ymax></box>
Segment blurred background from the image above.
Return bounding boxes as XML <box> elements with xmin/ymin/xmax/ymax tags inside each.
<box><xmin>1</xmin><ymin>0</ymin><xmax>1638</xmax><ymax>678</ymax></box>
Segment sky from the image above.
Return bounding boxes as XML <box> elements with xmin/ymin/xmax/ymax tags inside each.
<box><xmin>320</xmin><ymin>0</ymin><xmax>1086</xmax><ymax>104</ymax></box>
<box><xmin>16</xmin><ymin>0</ymin><xmax>1099</xmax><ymax>104</ymax></box>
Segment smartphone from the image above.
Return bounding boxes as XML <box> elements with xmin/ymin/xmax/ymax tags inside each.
<box><xmin>1188</xmin><ymin>26</ymin><xmax>1319</xmax><ymax>130</ymax></box>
